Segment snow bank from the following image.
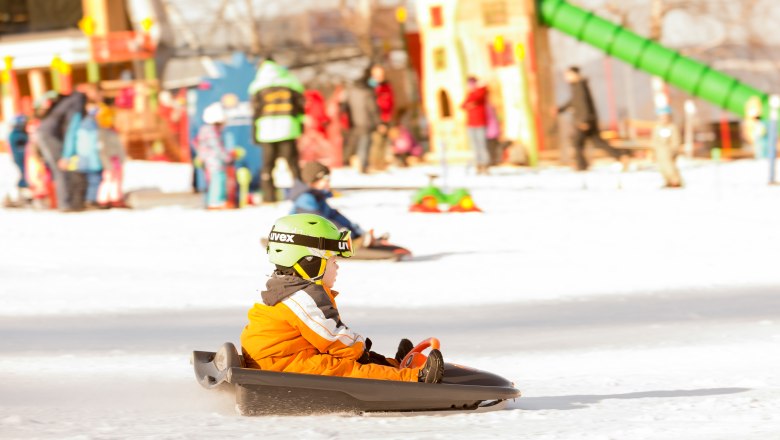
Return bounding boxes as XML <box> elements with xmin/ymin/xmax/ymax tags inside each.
<box><xmin>2</xmin><ymin>159</ymin><xmax>780</xmax><ymax>438</ymax></box>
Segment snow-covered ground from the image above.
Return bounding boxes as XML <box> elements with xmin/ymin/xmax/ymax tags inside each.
<box><xmin>1</xmin><ymin>157</ymin><xmax>780</xmax><ymax>439</ymax></box>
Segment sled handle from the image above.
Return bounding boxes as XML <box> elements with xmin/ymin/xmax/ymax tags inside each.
<box><xmin>401</xmin><ymin>337</ymin><xmax>440</xmax><ymax>369</ymax></box>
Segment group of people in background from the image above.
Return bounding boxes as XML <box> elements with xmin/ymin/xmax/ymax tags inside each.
<box><xmin>5</xmin><ymin>88</ymin><xmax>126</xmax><ymax>211</ymax></box>
<box><xmin>194</xmin><ymin>57</ymin><xmax>427</xmax><ymax>209</ymax></box>
<box><xmin>556</xmin><ymin>65</ymin><xmax>683</xmax><ymax>188</ymax></box>
<box><xmin>12</xmin><ymin>60</ymin><xmax>748</xmax><ymax>212</ymax></box>
<box><xmin>341</xmin><ymin>63</ymin><xmax>423</xmax><ymax>174</ymax></box>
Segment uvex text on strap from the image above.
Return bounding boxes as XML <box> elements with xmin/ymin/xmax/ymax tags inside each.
<box><xmin>268</xmin><ymin>230</ymin><xmax>353</xmax><ymax>257</ymax></box>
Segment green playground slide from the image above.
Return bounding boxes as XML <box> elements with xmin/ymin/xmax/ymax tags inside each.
<box><xmin>539</xmin><ymin>0</ymin><xmax>768</xmax><ymax>116</ymax></box>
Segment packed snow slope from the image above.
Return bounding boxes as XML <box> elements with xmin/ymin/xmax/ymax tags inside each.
<box><xmin>1</xmin><ymin>159</ymin><xmax>779</xmax><ymax>439</ymax></box>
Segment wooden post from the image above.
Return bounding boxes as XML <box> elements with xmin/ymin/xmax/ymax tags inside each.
<box><xmin>141</xmin><ymin>17</ymin><xmax>158</xmax><ymax>111</ymax></box>
<box><xmin>28</xmin><ymin>69</ymin><xmax>47</xmax><ymax>101</ymax></box>
<box><xmin>683</xmin><ymin>99</ymin><xmax>696</xmax><ymax>158</ymax></box>
<box><xmin>516</xmin><ymin>42</ymin><xmax>538</xmax><ymax>167</ymax></box>
<box><xmin>719</xmin><ymin>113</ymin><xmax>732</xmax><ymax>158</ymax></box>
<box><xmin>767</xmin><ymin>95</ymin><xmax>779</xmax><ymax>184</ymax></box>
<box><xmin>603</xmin><ymin>57</ymin><xmax>618</xmax><ymax>132</ymax></box>
<box><xmin>79</xmin><ymin>16</ymin><xmax>101</xmax><ymax>83</ymax></box>
<box><xmin>59</xmin><ymin>60</ymin><xmax>73</xmax><ymax>95</ymax></box>
<box><xmin>2</xmin><ymin>56</ymin><xmax>20</xmax><ymax>118</ymax></box>
<box><xmin>523</xmin><ymin>0</ymin><xmax>557</xmax><ymax>158</ymax></box>
<box><xmin>50</xmin><ymin>56</ymin><xmax>62</xmax><ymax>93</ymax></box>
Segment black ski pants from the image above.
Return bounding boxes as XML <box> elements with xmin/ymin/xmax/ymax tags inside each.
<box><xmin>259</xmin><ymin>139</ymin><xmax>301</xmax><ymax>202</ymax></box>
<box><xmin>572</xmin><ymin>125</ymin><xmax>623</xmax><ymax>171</ymax></box>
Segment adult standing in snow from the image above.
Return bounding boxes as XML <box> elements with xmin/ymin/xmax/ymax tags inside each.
<box><xmin>368</xmin><ymin>64</ymin><xmax>394</xmax><ymax>171</ymax></box>
<box><xmin>248</xmin><ymin>57</ymin><xmax>305</xmax><ymax>203</ymax></box>
<box><xmin>652</xmin><ymin>109</ymin><xmax>683</xmax><ymax>188</ymax></box>
<box><xmin>36</xmin><ymin>91</ymin><xmax>87</xmax><ymax>211</ymax></box>
<box><xmin>461</xmin><ymin>76</ymin><xmax>490</xmax><ymax>175</ymax></box>
<box><xmin>345</xmin><ymin>70</ymin><xmax>381</xmax><ymax>174</ymax></box>
<box><xmin>555</xmin><ymin>66</ymin><xmax>628</xmax><ymax>171</ymax></box>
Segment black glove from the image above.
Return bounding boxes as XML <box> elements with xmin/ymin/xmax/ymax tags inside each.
<box><xmin>357</xmin><ymin>338</ymin><xmax>373</xmax><ymax>364</ymax></box>
<box><xmin>356</xmin><ymin>338</ymin><xmax>394</xmax><ymax>366</ymax></box>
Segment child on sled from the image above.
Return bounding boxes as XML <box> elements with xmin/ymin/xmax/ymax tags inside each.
<box><xmin>240</xmin><ymin>213</ymin><xmax>443</xmax><ymax>383</ymax></box>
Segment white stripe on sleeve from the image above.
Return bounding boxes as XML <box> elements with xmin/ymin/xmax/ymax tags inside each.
<box><xmin>283</xmin><ymin>291</ymin><xmax>364</xmax><ymax>347</ymax></box>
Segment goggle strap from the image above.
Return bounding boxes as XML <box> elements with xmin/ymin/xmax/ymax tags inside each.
<box><xmin>318</xmin><ymin>257</ymin><xmax>327</xmax><ymax>276</ymax></box>
<box><xmin>268</xmin><ymin>230</ymin><xmax>351</xmax><ymax>254</ymax></box>
<box><xmin>293</xmin><ymin>261</ymin><xmax>325</xmax><ymax>281</ymax></box>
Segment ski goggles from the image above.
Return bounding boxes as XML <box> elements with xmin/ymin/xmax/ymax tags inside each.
<box><xmin>267</xmin><ymin>229</ymin><xmax>353</xmax><ymax>259</ymax></box>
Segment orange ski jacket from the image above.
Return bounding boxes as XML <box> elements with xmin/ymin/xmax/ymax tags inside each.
<box><xmin>241</xmin><ymin>274</ymin><xmax>366</xmax><ymax>368</ymax></box>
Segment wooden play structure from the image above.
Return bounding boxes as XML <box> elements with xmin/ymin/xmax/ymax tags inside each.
<box><xmin>414</xmin><ymin>0</ymin><xmax>556</xmax><ymax>165</ymax></box>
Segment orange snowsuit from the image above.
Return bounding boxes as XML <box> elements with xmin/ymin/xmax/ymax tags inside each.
<box><xmin>240</xmin><ymin>274</ymin><xmax>419</xmax><ymax>382</ymax></box>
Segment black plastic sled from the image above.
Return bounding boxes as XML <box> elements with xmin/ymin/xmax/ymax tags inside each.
<box><xmin>191</xmin><ymin>342</ymin><xmax>521</xmax><ymax>416</ymax></box>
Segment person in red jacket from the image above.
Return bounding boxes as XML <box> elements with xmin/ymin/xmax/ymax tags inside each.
<box><xmin>461</xmin><ymin>76</ymin><xmax>490</xmax><ymax>175</ymax></box>
<box><xmin>304</xmin><ymin>89</ymin><xmax>330</xmax><ymax>136</ymax></box>
<box><xmin>371</xmin><ymin>65</ymin><xmax>395</xmax><ymax>125</ymax></box>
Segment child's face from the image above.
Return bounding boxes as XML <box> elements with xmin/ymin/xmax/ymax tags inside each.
<box><xmin>322</xmin><ymin>257</ymin><xmax>339</xmax><ymax>288</ymax></box>
<box><xmin>311</xmin><ymin>175</ymin><xmax>330</xmax><ymax>191</ymax></box>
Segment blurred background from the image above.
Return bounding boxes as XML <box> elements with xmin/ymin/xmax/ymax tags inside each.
<box><xmin>2</xmin><ymin>0</ymin><xmax>780</xmax><ymax>209</ymax></box>
<box><xmin>2</xmin><ymin>1</ymin><xmax>780</xmax><ymax>437</ymax></box>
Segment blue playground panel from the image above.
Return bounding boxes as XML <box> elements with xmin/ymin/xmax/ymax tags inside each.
<box><xmin>188</xmin><ymin>52</ymin><xmax>261</xmax><ymax>192</ymax></box>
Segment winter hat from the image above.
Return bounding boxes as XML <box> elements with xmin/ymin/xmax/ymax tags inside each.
<box><xmin>96</xmin><ymin>104</ymin><xmax>115</xmax><ymax>128</ymax></box>
<box><xmin>12</xmin><ymin>114</ymin><xmax>27</xmax><ymax>128</ymax></box>
<box><xmin>203</xmin><ymin>103</ymin><xmax>226</xmax><ymax>124</ymax></box>
<box><xmin>302</xmin><ymin>161</ymin><xmax>331</xmax><ymax>185</ymax></box>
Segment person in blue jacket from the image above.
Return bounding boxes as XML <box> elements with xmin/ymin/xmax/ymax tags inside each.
<box><xmin>289</xmin><ymin>161</ymin><xmax>366</xmax><ymax>245</ymax></box>
<box><xmin>61</xmin><ymin>101</ymin><xmax>104</xmax><ymax>206</ymax></box>
<box><xmin>8</xmin><ymin>115</ymin><xmax>29</xmax><ymax>191</ymax></box>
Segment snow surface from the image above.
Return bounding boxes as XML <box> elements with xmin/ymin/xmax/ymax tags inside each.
<box><xmin>1</xmin><ymin>157</ymin><xmax>780</xmax><ymax>439</ymax></box>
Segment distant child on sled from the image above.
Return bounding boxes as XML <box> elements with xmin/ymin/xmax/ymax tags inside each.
<box><xmin>240</xmin><ymin>213</ymin><xmax>444</xmax><ymax>383</ymax></box>
<box><xmin>289</xmin><ymin>161</ymin><xmax>395</xmax><ymax>249</ymax></box>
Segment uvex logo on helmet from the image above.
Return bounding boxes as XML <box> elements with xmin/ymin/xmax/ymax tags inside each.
<box><xmin>338</xmin><ymin>241</ymin><xmax>349</xmax><ymax>250</ymax></box>
<box><xmin>269</xmin><ymin>232</ymin><xmax>295</xmax><ymax>242</ymax></box>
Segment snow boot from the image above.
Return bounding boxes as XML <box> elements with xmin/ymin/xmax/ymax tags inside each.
<box><xmin>395</xmin><ymin>338</ymin><xmax>414</xmax><ymax>363</ymax></box>
<box><xmin>417</xmin><ymin>349</ymin><xmax>444</xmax><ymax>384</ymax></box>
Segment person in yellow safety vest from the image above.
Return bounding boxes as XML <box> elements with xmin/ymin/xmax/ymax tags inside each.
<box><xmin>240</xmin><ymin>213</ymin><xmax>444</xmax><ymax>383</ymax></box>
<box><xmin>248</xmin><ymin>57</ymin><xmax>305</xmax><ymax>203</ymax></box>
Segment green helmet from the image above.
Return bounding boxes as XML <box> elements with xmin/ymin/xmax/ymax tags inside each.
<box><xmin>267</xmin><ymin>213</ymin><xmax>354</xmax><ymax>267</ymax></box>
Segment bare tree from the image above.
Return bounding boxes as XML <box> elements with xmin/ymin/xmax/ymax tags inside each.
<box><xmin>243</xmin><ymin>0</ymin><xmax>263</xmax><ymax>56</ymax></box>
<box><xmin>338</xmin><ymin>0</ymin><xmax>378</xmax><ymax>58</ymax></box>
<box><xmin>605</xmin><ymin>0</ymin><xmax>764</xmax><ymax>46</ymax></box>
<box><xmin>649</xmin><ymin>0</ymin><xmax>663</xmax><ymax>41</ymax></box>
